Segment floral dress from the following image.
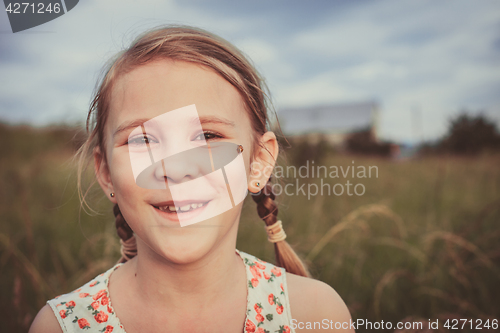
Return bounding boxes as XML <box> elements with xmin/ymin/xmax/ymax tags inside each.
<box><xmin>47</xmin><ymin>250</ymin><xmax>296</xmax><ymax>333</ymax></box>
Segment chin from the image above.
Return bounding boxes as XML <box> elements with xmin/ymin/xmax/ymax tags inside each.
<box><xmin>152</xmin><ymin>232</ymin><xmax>219</xmax><ymax>265</ymax></box>
<box><xmin>138</xmin><ymin>206</ymin><xmax>239</xmax><ymax>265</ymax></box>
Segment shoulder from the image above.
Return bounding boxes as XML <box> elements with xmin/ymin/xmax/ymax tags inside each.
<box><xmin>30</xmin><ymin>263</ymin><xmax>122</xmax><ymax>333</ymax></box>
<box><xmin>29</xmin><ymin>304</ymin><xmax>63</xmax><ymax>333</ymax></box>
<box><xmin>286</xmin><ymin>273</ymin><xmax>354</xmax><ymax>332</ymax></box>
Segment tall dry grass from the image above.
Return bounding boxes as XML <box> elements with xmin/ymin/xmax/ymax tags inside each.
<box><xmin>238</xmin><ymin>148</ymin><xmax>500</xmax><ymax>332</ymax></box>
<box><xmin>0</xmin><ymin>123</ymin><xmax>121</xmax><ymax>331</ymax></box>
<box><xmin>1</xmin><ymin>123</ymin><xmax>499</xmax><ymax>332</ymax></box>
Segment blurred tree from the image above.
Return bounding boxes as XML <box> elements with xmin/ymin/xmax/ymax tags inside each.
<box><xmin>440</xmin><ymin>112</ymin><xmax>500</xmax><ymax>155</ymax></box>
<box><xmin>345</xmin><ymin>127</ymin><xmax>392</xmax><ymax>156</ymax></box>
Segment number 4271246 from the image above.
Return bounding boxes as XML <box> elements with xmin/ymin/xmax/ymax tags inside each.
<box><xmin>5</xmin><ymin>2</ymin><xmax>61</xmax><ymax>14</ymax></box>
<box><xmin>444</xmin><ymin>319</ymin><xmax>498</xmax><ymax>330</ymax></box>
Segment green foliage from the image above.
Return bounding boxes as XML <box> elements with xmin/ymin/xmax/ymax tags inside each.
<box><xmin>420</xmin><ymin>112</ymin><xmax>500</xmax><ymax>156</ymax></box>
<box><xmin>345</xmin><ymin>127</ymin><xmax>393</xmax><ymax>157</ymax></box>
<box><xmin>441</xmin><ymin>113</ymin><xmax>500</xmax><ymax>154</ymax></box>
<box><xmin>1</xmin><ymin>124</ymin><xmax>499</xmax><ymax>332</ymax></box>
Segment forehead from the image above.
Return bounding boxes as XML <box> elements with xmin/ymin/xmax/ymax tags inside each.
<box><xmin>107</xmin><ymin>59</ymin><xmax>247</xmax><ymax>132</ymax></box>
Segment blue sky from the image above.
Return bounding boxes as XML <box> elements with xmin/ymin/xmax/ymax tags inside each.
<box><xmin>0</xmin><ymin>0</ymin><xmax>499</xmax><ymax>143</ymax></box>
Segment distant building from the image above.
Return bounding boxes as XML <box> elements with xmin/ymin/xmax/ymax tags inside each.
<box><xmin>277</xmin><ymin>101</ymin><xmax>379</xmax><ymax>146</ymax></box>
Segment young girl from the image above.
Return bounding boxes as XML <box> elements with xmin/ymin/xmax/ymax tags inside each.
<box><xmin>29</xmin><ymin>25</ymin><xmax>353</xmax><ymax>333</ymax></box>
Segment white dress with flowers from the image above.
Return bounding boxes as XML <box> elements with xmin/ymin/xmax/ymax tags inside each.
<box><xmin>47</xmin><ymin>250</ymin><xmax>296</xmax><ymax>333</ymax></box>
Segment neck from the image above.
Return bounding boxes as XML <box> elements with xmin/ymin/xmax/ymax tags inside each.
<box><xmin>127</xmin><ymin>221</ymin><xmax>245</xmax><ymax>310</ymax></box>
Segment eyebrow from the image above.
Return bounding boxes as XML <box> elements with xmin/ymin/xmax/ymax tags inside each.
<box><xmin>113</xmin><ymin>114</ymin><xmax>236</xmax><ymax>137</ymax></box>
<box><xmin>196</xmin><ymin>115</ymin><xmax>235</xmax><ymax>127</ymax></box>
<box><xmin>113</xmin><ymin>118</ymin><xmax>151</xmax><ymax>137</ymax></box>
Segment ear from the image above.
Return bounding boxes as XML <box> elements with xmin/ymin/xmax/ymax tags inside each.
<box><xmin>94</xmin><ymin>147</ymin><xmax>117</xmax><ymax>203</ymax></box>
<box><xmin>249</xmin><ymin>131</ymin><xmax>279</xmax><ymax>193</ymax></box>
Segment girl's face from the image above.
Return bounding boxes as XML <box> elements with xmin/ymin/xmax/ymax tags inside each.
<box><xmin>95</xmin><ymin>59</ymin><xmax>269</xmax><ymax>264</ymax></box>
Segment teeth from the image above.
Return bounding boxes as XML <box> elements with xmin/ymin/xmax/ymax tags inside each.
<box><xmin>158</xmin><ymin>203</ymin><xmax>206</xmax><ymax>212</ymax></box>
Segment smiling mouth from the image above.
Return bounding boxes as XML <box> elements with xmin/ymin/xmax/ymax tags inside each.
<box><xmin>153</xmin><ymin>201</ymin><xmax>210</xmax><ymax>213</ymax></box>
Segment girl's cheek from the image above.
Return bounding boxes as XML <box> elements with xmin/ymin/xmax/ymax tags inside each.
<box><xmin>203</xmin><ymin>173</ymin><xmax>228</xmax><ymax>192</ymax></box>
<box><xmin>111</xmin><ymin>154</ymin><xmax>137</xmax><ymax>191</ymax></box>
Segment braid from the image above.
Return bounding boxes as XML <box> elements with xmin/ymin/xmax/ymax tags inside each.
<box><xmin>252</xmin><ymin>183</ymin><xmax>310</xmax><ymax>277</ymax></box>
<box><xmin>253</xmin><ymin>183</ymin><xmax>278</xmax><ymax>225</ymax></box>
<box><xmin>113</xmin><ymin>204</ymin><xmax>137</xmax><ymax>263</ymax></box>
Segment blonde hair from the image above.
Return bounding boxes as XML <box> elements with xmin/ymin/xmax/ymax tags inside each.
<box><xmin>77</xmin><ymin>25</ymin><xmax>309</xmax><ymax>277</ymax></box>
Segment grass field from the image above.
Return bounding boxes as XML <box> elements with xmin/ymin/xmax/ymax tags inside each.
<box><xmin>1</xmin><ymin>123</ymin><xmax>499</xmax><ymax>332</ymax></box>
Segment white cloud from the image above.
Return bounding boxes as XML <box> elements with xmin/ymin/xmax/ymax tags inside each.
<box><xmin>0</xmin><ymin>0</ymin><xmax>499</xmax><ymax>143</ymax></box>
<box><xmin>0</xmin><ymin>0</ymin><xmax>249</xmax><ymax>124</ymax></box>
<box><xmin>237</xmin><ymin>38</ymin><xmax>277</xmax><ymax>64</ymax></box>
<box><xmin>270</xmin><ymin>0</ymin><xmax>500</xmax><ymax>142</ymax></box>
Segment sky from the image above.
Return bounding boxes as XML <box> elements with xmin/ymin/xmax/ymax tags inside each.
<box><xmin>0</xmin><ymin>0</ymin><xmax>499</xmax><ymax>144</ymax></box>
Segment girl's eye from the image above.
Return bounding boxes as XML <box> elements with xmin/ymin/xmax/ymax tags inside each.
<box><xmin>128</xmin><ymin>135</ymin><xmax>158</xmax><ymax>145</ymax></box>
<box><xmin>194</xmin><ymin>131</ymin><xmax>223</xmax><ymax>141</ymax></box>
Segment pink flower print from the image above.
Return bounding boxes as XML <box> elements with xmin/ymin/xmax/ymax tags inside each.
<box><xmin>271</xmin><ymin>267</ymin><xmax>281</xmax><ymax>277</ymax></box>
<box><xmin>59</xmin><ymin>310</ymin><xmax>66</xmax><ymax>319</ymax></box>
<box><xmin>79</xmin><ymin>293</ymin><xmax>89</xmax><ymax>298</ymax></box>
<box><xmin>245</xmin><ymin>319</ymin><xmax>256</xmax><ymax>332</ymax></box>
<box><xmin>256</xmin><ymin>313</ymin><xmax>264</xmax><ymax>323</ymax></box>
<box><xmin>254</xmin><ymin>303</ymin><xmax>263</xmax><ymax>314</ymax></box>
<box><xmin>277</xmin><ymin>325</ymin><xmax>290</xmax><ymax>333</ymax></box>
<box><xmin>91</xmin><ymin>301</ymin><xmax>100</xmax><ymax>310</ymax></box>
<box><xmin>101</xmin><ymin>296</ymin><xmax>109</xmax><ymax>306</ymax></box>
<box><xmin>250</xmin><ymin>265</ymin><xmax>262</xmax><ymax>279</ymax></box>
<box><xmin>94</xmin><ymin>311</ymin><xmax>108</xmax><ymax>323</ymax></box>
<box><xmin>268</xmin><ymin>294</ymin><xmax>275</xmax><ymax>305</ymax></box>
<box><xmin>263</xmin><ymin>272</ymin><xmax>271</xmax><ymax>280</ymax></box>
<box><xmin>276</xmin><ymin>304</ymin><xmax>284</xmax><ymax>314</ymax></box>
<box><xmin>254</xmin><ymin>261</ymin><xmax>266</xmax><ymax>270</ymax></box>
<box><xmin>103</xmin><ymin>325</ymin><xmax>113</xmax><ymax>333</ymax></box>
<box><xmin>251</xmin><ymin>278</ymin><xmax>259</xmax><ymax>288</ymax></box>
<box><xmin>78</xmin><ymin>318</ymin><xmax>90</xmax><ymax>329</ymax></box>
<box><xmin>93</xmin><ymin>289</ymin><xmax>107</xmax><ymax>300</ymax></box>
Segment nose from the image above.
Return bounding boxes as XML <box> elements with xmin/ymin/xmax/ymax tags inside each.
<box><xmin>154</xmin><ymin>156</ymin><xmax>196</xmax><ymax>185</ymax></box>
<box><xmin>153</xmin><ymin>146</ymin><xmax>213</xmax><ymax>186</ymax></box>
